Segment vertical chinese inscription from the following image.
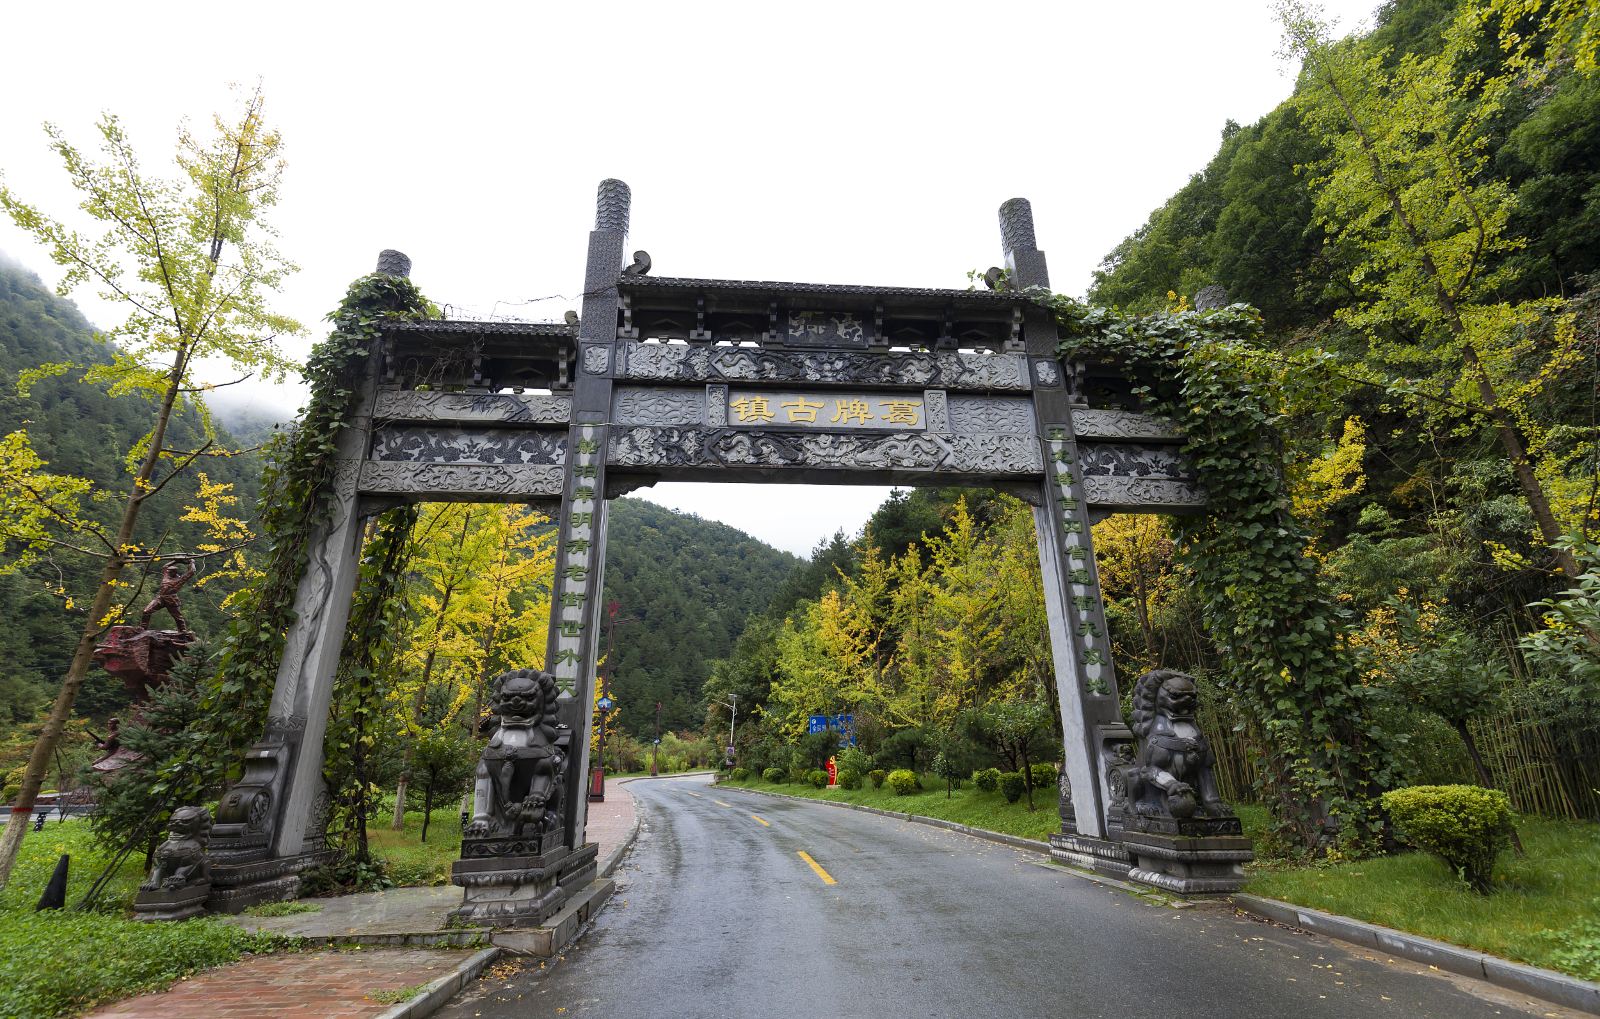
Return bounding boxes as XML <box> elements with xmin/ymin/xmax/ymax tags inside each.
<box><xmin>1046</xmin><ymin>426</ymin><xmax>1114</xmax><ymax>697</ymax></box>
<box><xmin>550</xmin><ymin>425</ymin><xmax>602</xmax><ymax>697</ymax></box>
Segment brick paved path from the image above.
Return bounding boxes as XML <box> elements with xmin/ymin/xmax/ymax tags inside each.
<box><xmin>587</xmin><ymin>776</ymin><xmax>638</xmax><ymax>869</ymax></box>
<box><xmin>86</xmin><ymin>947</ymin><xmax>474</xmax><ymax>1018</ymax></box>
<box><xmin>86</xmin><ymin>779</ymin><xmax>642</xmax><ymax>1018</ymax></box>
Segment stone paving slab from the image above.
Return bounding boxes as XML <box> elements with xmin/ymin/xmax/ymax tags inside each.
<box><xmin>86</xmin><ymin>948</ymin><xmax>476</xmax><ymax>1018</ymax></box>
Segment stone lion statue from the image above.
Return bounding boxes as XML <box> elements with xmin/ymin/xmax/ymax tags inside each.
<box><xmin>1126</xmin><ymin>669</ymin><xmax>1231</xmax><ymax>822</ymax></box>
<box><xmin>140</xmin><ymin>805</ymin><xmax>212</xmax><ymax>891</ymax></box>
<box><xmin>465</xmin><ymin>670</ymin><xmax>566</xmax><ymax>841</ymax></box>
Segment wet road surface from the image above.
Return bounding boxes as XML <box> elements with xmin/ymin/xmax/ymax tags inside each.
<box><xmin>438</xmin><ymin>775</ymin><xmax>1570</xmax><ymax>1019</ymax></box>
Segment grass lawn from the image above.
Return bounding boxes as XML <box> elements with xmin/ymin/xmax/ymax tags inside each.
<box><xmin>718</xmin><ymin>772</ymin><xmax>1063</xmax><ymax>842</ymax></box>
<box><xmin>0</xmin><ymin>817</ymin><xmax>286</xmax><ymax>1019</ymax></box>
<box><xmin>1242</xmin><ymin>813</ymin><xmax>1600</xmax><ymax>980</ymax></box>
<box><xmin>368</xmin><ymin>801</ymin><xmax>466</xmax><ymax>887</ymax></box>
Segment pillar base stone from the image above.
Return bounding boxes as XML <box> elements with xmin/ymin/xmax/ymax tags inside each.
<box><xmin>1049</xmin><ymin>831</ymin><xmax>1135</xmax><ymax>878</ymax></box>
<box><xmin>450</xmin><ymin>843</ymin><xmax>598</xmax><ymax>928</ymax></box>
<box><xmin>1119</xmin><ymin>829</ymin><xmax>1254</xmax><ymax>896</ymax></box>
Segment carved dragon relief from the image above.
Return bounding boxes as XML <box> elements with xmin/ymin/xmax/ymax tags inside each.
<box><xmin>1070</xmin><ymin>408</ymin><xmax>1182</xmax><ymax>441</ymax></box>
<box><xmin>370</xmin><ymin>427</ymin><xmax>566</xmax><ymax>465</ymax></box>
<box><xmin>359</xmin><ymin>462</ymin><xmax>566</xmax><ymax>497</ymax></box>
<box><xmin>618</xmin><ymin>344</ymin><xmax>1029</xmax><ymax>391</ymax></box>
<box><xmin>607</xmin><ymin>427</ymin><xmax>1042</xmax><ymax>474</ymax></box>
<box><xmin>373</xmin><ymin>390</ymin><xmax>573</xmax><ymax>426</ymax></box>
<box><xmin>947</xmin><ymin>395</ymin><xmax>1035</xmax><ymax>434</ymax></box>
<box><xmin>1078</xmin><ymin>443</ymin><xmax>1193</xmax><ymax>480</ymax></box>
<box><xmin>612</xmin><ymin>387</ymin><xmax>706</xmax><ymax>426</ymax></box>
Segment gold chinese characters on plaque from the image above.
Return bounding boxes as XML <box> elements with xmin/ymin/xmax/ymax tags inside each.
<box><xmin>726</xmin><ymin>391</ymin><xmax>925</xmax><ymax>430</ymax></box>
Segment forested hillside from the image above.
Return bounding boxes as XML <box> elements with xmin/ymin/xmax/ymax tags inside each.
<box><xmin>1080</xmin><ymin>0</ymin><xmax>1600</xmax><ymax>818</ymax></box>
<box><xmin>0</xmin><ymin>256</ymin><xmax>261</xmax><ymax>724</ymax></box>
<box><xmin>602</xmin><ymin>497</ymin><xmax>802</xmax><ymax>736</ymax></box>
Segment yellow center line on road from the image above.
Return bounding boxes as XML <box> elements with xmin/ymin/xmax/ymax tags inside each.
<box><xmin>685</xmin><ymin>791</ymin><xmax>702</xmax><ymax>798</ymax></box>
<box><xmin>751</xmin><ymin>814</ymin><xmax>771</xmax><ymax>827</ymax></box>
<box><xmin>712</xmin><ymin>799</ymin><xmax>733</xmax><ymax>808</ymax></box>
<box><xmin>797</xmin><ymin>851</ymin><xmax>837</xmax><ymax>885</ymax></box>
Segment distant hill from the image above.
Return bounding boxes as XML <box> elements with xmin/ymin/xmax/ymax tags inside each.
<box><xmin>601</xmin><ymin>497</ymin><xmax>804</xmax><ymax>737</ymax></box>
<box><xmin>0</xmin><ymin>255</ymin><xmax>262</xmax><ymax>723</ymax></box>
<box><xmin>0</xmin><ymin>255</ymin><xmax>801</xmax><ymax>735</ymax></box>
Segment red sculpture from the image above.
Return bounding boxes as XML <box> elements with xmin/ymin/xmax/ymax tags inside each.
<box><xmin>89</xmin><ymin>558</ymin><xmax>200</xmax><ymax>772</ymax></box>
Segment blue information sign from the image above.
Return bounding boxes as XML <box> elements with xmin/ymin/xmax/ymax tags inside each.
<box><xmin>806</xmin><ymin>714</ymin><xmax>856</xmax><ymax>746</ymax></box>
<box><xmin>597</xmin><ymin>696</ymin><xmax>614</xmax><ymax>712</ymax></box>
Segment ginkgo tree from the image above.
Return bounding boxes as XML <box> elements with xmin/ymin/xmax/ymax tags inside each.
<box><xmin>0</xmin><ymin>86</ymin><xmax>299</xmax><ymax>886</ymax></box>
<box><xmin>1277</xmin><ymin>0</ymin><xmax>1588</xmax><ymax>578</ymax></box>
<box><xmin>387</xmin><ymin>502</ymin><xmax>555</xmax><ymax>829</ymax></box>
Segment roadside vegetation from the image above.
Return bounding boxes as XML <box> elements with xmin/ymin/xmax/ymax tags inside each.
<box><xmin>0</xmin><ymin>818</ymin><xmax>288</xmax><ymax>1018</ymax></box>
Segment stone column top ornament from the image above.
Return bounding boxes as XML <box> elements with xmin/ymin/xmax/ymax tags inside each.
<box><xmin>375</xmin><ymin>249</ymin><xmax>412</xmax><ymax>278</ymax></box>
<box><xmin>595</xmin><ymin>178</ymin><xmax>632</xmax><ymax>234</ymax></box>
<box><xmin>998</xmin><ymin>197</ymin><xmax>1037</xmax><ymax>256</ymax></box>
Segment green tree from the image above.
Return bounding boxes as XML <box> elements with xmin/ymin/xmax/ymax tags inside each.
<box><xmin>1278</xmin><ymin>0</ymin><xmax>1586</xmax><ymax>579</ymax></box>
<box><xmin>0</xmin><ymin>88</ymin><xmax>299</xmax><ymax>887</ymax></box>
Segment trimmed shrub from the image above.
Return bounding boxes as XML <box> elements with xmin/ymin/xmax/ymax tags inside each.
<box><xmin>972</xmin><ymin>767</ymin><xmax>1001</xmax><ymax>793</ymax></box>
<box><xmin>1382</xmin><ymin>784</ymin><xmax>1515</xmax><ymax>893</ymax></box>
<box><xmin>762</xmin><ymin>767</ymin><xmax>785</xmax><ymax>784</ymax></box>
<box><xmin>868</xmin><ymin>769</ymin><xmax>887</xmax><ymax>789</ymax></box>
<box><xmin>887</xmin><ymin>769</ymin><xmax>918</xmax><ymax>795</ymax></box>
<box><xmin>837</xmin><ymin>767</ymin><xmax>862</xmax><ymax>790</ymax></box>
<box><xmin>1029</xmin><ymin>763</ymin><xmax>1058</xmax><ymax>790</ymax></box>
<box><xmin>998</xmin><ymin>771</ymin><xmax>1026</xmax><ymax>804</ymax></box>
<box><xmin>806</xmin><ymin>768</ymin><xmax>828</xmax><ymax>789</ymax></box>
<box><xmin>837</xmin><ymin>746</ymin><xmax>872</xmax><ymax>775</ymax></box>
<box><xmin>730</xmin><ymin>767</ymin><xmax>750</xmax><ymax>782</ymax></box>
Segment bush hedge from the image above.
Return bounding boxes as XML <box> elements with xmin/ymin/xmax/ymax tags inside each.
<box><xmin>837</xmin><ymin>767</ymin><xmax>862</xmax><ymax>790</ymax></box>
<box><xmin>730</xmin><ymin>767</ymin><xmax>750</xmax><ymax>781</ymax></box>
<box><xmin>868</xmin><ymin>769</ymin><xmax>887</xmax><ymax>789</ymax></box>
<box><xmin>887</xmin><ymin>769</ymin><xmax>919</xmax><ymax>795</ymax></box>
<box><xmin>762</xmin><ymin>767</ymin><xmax>785</xmax><ymax>783</ymax></box>
<box><xmin>806</xmin><ymin>768</ymin><xmax>829</xmax><ymax>789</ymax></box>
<box><xmin>972</xmin><ymin>767</ymin><xmax>1001</xmax><ymax>793</ymax></box>
<box><xmin>1029</xmin><ymin>763</ymin><xmax>1057</xmax><ymax>790</ymax></box>
<box><xmin>998</xmin><ymin>771</ymin><xmax>1026</xmax><ymax>804</ymax></box>
<box><xmin>1381</xmin><ymin>784</ymin><xmax>1515</xmax><ymax>893</ymax></box>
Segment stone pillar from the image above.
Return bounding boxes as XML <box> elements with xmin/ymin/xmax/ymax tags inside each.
<box><xmin>206</xmin><ymin>252</ymin><xmax>394</xmax><ymax>909</ymax></box>
<box><xmin>548</xmin><ymin>180</ymin><xmax>628</xmax><ymax>848</ymax></box>
<box><xmin>1005</xmin><ymin>201</ymin><xmax>1129</xmax><ymax>858</ymax></box>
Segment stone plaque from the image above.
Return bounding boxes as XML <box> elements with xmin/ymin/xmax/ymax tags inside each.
<box><xmin>724</xmin><ymin>390</ymin><xmax>928</xmax><ymax>430</ymax></box>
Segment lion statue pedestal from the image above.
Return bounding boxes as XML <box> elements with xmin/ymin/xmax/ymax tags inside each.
<box><xmin>449</xmin><ymin>670</ymin><xmax>598</xmax><ymax>928</ymax></box>
<box><xmin>1111</xmin><ymin>669</ymin><xmax>1254</xmax><ymax>895</ymax></box>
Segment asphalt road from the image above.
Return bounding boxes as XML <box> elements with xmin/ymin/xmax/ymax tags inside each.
<box><xmin>439</xmin><ymin>775</ymin><xmax>1567</xmax><ymax>1019</ymax></box>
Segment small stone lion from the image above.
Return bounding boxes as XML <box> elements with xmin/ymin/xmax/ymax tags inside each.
<box><xmin>140</xmin><ymin>806</ymin><xmax>212</xmax><ymax>891</ymax></box>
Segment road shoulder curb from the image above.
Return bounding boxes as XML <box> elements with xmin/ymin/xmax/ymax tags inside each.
<box><xmin>1231</xmin><ymin>892</ymin><xmax>1600</xmax><ymax>1014</ymax></box>
<box><xmin>373</xmin><ymin>945</ymin><xmax>501</xmax><ymax>1019</ymax></box>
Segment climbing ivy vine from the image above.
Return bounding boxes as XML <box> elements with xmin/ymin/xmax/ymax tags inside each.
<box><xmin>1039</xmin><ymin>292</ymin><xmax>1393</xmax><ymax>855</ymax></box>
<box><xmin>203</xmin><ymin>273</ymin><xmax>435</xmax><ymax>771</ymax></box>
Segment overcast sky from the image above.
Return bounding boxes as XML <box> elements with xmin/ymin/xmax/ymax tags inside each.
<box><xmin>0</xmin><ymin>1</ymin><xmax>1378</xmax><ymax>556</ymax></box>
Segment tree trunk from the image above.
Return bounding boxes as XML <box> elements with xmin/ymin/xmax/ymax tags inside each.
<box><xmin>391</xmin><ymin>514</ymin><xmax>469</xmax><ymax>829</ymax></box>
<box><xmin>1452</xmin><ymin>719</ymin><xmax>1525</xmax><ymax>855</ymax></box>
<box><xmin>1021</xmin><ymin>745</ymin><xmax>1035</xmax><ymax>812</ymax></box>
<box><xmin>0</xmin><ymin>350</ymin><xmax>188</xmax><ymax>890</ymax></box>
<box><xmin>421</xmin><ymin>780</ymin><xmax>433</xmax><ymax>843</ymax></box>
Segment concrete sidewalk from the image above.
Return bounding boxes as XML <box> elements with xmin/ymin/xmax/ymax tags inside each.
<box><xmin>94</xmin><ymin>783</ymin><xmax>640</xmax><ymax>1018</ymax></box>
